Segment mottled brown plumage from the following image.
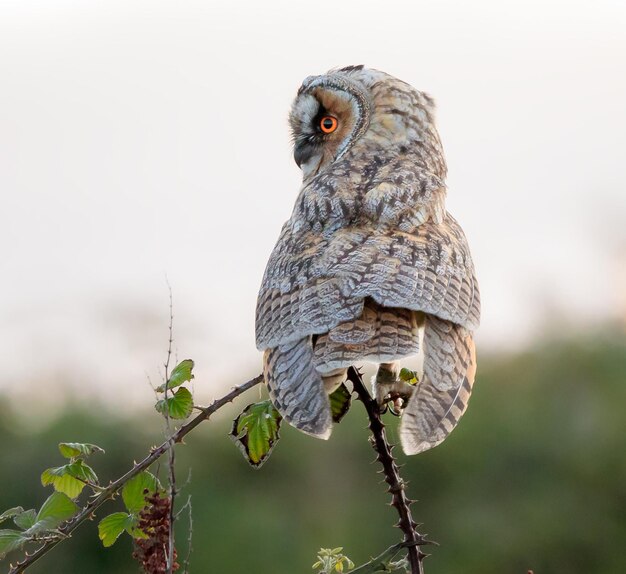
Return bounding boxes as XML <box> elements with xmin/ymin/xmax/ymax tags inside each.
<box><xmin>256</xmin><ymin>66</ymin><xmax>480</xmax><ymax>454</ymax></box>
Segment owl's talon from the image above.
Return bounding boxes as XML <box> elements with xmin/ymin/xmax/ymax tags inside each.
<box><xmin>388</xmin><ymin>404</ymin><xmax>402</xmax><ymax>417</ymax></box>
<box><xmin>388</xmin><ymin>397</ymin><xmax>406</xmax><ymax>417</ymax></box>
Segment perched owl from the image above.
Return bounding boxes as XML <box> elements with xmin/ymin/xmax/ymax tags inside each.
<box><xmin>255</xmin><ymin>66</ymin><xmax>480</xmax><ymax>455</ymax></box>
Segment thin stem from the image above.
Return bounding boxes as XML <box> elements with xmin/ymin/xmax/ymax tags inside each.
<box><xmin>180</xmin><ymin>494</ymin><xmax>193</xmax><ymax>574</ymax></box>
<box><xmin>164</xmin><ymin>280</ymin><xmax>174</xmax><ymax>382</ymax></box>
<box><xmin>7</xmin><ymin>374</ymin><xmax>263</xmax><ymax>574</ymax></box>
<box><xmin>164</xmin><ymin>284</ymin><xmax>176</xmax><ymax>574</ymax></box>
<box><xmin>350</xmin><ymin>541</ymin><xmax>417</xmax><ymax>573</ymax></box>
<box><xmin>347</xmin><ymin>366</ymin><xmax>428</xmax><ymax>574</ymax></box>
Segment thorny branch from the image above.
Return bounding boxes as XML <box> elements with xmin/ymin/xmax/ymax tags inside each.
<box><xmin>347</xmin><ymin>366</ymin><xmax>431</xmax><ymax>574</ymax></box>
<box><xmin>7</xmin><ymin>374</ymin><xmax>264</xmax><ymax>574</ymax></box>
<box><xmin>9</xmin><ymin>366</ymin><xmax>434</xmax><ymax>574</ymax></box>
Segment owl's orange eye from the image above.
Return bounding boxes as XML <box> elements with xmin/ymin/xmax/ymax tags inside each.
<box><xmin>320</xmin><ymin>116</ymin><xmax>338</xmax><ymax>133</ymax></box>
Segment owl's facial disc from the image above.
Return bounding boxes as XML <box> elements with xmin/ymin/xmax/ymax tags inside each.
<box><xmin>290</xmin><ymin>74</ymin><xmax>371</xmax><ymax>178</ymax></box>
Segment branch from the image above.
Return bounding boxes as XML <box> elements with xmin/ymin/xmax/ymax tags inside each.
<box><xmin>350</xmin><ymin>541</ymin><xmax>418</xmax><ymax>573</ymax></box>
<box><xmin>7</xmin><ymin>374</ymin><xmax>264</xmax><ymax>574</ymax></box>
<box><xmin>347</xmin><ymin>367</ymin><xmax>430</xmax><ymax>574</ymax></box>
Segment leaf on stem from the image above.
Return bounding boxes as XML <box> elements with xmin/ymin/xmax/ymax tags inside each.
<box><xmin>97</xmin><ymin>471</ymin><xmax>162</xmax><ymax>547</ymax></box>
<box><xmin>13</xmin><ymin>509</ymin><xmax>37</xmax><ymax>531</ymax></box>
<box><xmin>329</xmin><ymin>383</ymin><xmax>352</xmax><ymax>423</ymax></box>
<box><xmin>156</xmin><ymin>359</ymin><xmax>195</xmax><ymax>392</ymax></box>
<box><xmin>0</xmin><ymin>529</ymin><xmax>28</xmax><ymax>558</ymax></box>
<box><xmin>41</xmin><ymin>460</ymin><xmax>99</xmax><ymax>499</ymax></box>
<box><xmin>27</xmin><ymin>492</ymin><xmax>78</xmax><ymax>534</ymax></box>
<box><xmin>58</xmin><ymin>442</ymin><xmax>105</xmax><ymax>459</ymax></box>
<box><xmin>399</xmin><ymin>368</ymin><xmax>419</xmax><ymax>385</ymax></box>
<box><xmin>155</xmin><ymin>387</ymin><xmax>194</xmax><ymax>420</ymax></box>
<box><xmin>0</xmin><ymin>507</ymin><xmax>25</xmax><ymax>526</ymax></box>
<box><xmin>98</xmin><ymin>512</ymin><xmax>137</xmax><ymax>547</ymax></box>
<box><xmin>230</xmin><ymin>400</ymin><xmax>282</xmax><ymax>468</ymax></box>
<box><xmin>122</xmin><ymin>471</ymin><xmax>161</xmax><ymax>515</ymax></box>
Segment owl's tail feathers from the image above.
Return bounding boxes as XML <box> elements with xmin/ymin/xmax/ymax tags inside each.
<box><xmin>263</xmin><ymin>338</ymin><xmax>333</xmax><ymax>440</ymax></box>
<box><xmin>400</xmin><ymin>316</ymin><xmax>477</xmax><ymax>455</ymax></box>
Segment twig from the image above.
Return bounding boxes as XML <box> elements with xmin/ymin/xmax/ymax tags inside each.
<box><xmin>350</xmin><ymin>541</ymin><xmax>418</xmax><ymax>573</ymax></box>
<box><xmin>164</xmin><ymin>280</ymin><xmax>174</xmax><ymax>385</ymax></box>
<box><xmin>164</xmin><ymin>284</ymin><xmax>176</xmax><ymax>574</ymax></box>
<box><xmin>180</xmin><ymin>495</ymin><xmax>193</xmax><ymax>574</ymax></box>
<box><xmin>7</xmin><ymin>374</ymin><xmax>264</xmax><ymax>574</ymax></box>
<box><xmin>347</xmin><ymin>366</ymin><xmax>429</xmax><ymax>574</ymax></box>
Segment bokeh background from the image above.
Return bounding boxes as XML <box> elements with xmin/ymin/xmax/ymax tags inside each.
<box><xmin>1</xmin><ymin>1</ymin><xmax>625</xmax><ymax>572</ymax></box>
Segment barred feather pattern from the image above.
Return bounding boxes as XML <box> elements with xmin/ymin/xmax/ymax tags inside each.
<box><xmin>255</xmin><ymin>66</ymin><xmax>481</xmax><ymax>452</ymax></box>
<box><xmin>263</xmin><ymin>338</ymin><xmax>332</xmax><ymax>438</ymax></box>
<box><xmin>400</xmin><ymin>320</ymin><xmax>477</xmax><ymax>454</ymax></box>
<box><xmin>313</xmin><ymin>299</ymin><xmax>421</xmax><ymax>374</ymax></box>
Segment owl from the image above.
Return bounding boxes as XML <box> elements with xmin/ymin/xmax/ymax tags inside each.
<box><xmin>255</xmin><ymin>66</ymin><xmax>480</xmax><ymax>455</ymax></box>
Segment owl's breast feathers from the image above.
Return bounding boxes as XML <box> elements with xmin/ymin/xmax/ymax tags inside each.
<box><xmin>255</xmin><ymin>164</ymin><xmax>480</xmax><ymax>353</ymax></box>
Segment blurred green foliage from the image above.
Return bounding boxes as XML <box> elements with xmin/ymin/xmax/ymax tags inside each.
<box><xmin>1</xmin><ymin>332</ymin><xmax>625</xmax><ymax>573</ymax></box>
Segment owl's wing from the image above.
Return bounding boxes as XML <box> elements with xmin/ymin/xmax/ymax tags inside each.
<box><xmin>400</xmin><ymin>315</ymin><xmax>476</xmax><ymax>454</ymax></box>
<box><xmin>263</xmin><ymin>338</ymin><xmax>332</xmax><ymax>438</ymax></box>
<box><xmin>256</xmin><ymin>222</ymin><xmax>366</xmax><ymax>440</ymax></box>
<box><xmin>256</xmin><ymin>210</ymin><xmax>479</xmax><ymax>443</ymax></box>
<box><xmin>312</xmin><ymin>214</ymin><xmax>479</xmax><ymax>453</ymax></box>
<box><xmin>315</xmin><ymin>213</ymin><xmax>480</xmax><ymax>332</ymax></box>
<box><xmin>256</xmin><ymin>222</ymin><xmax>365</xmax><ymax>350</ymax></box>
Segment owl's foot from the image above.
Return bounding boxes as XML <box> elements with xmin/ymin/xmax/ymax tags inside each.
<box><xmin>372</xmin><ymin>362</ymin><xmax>419</xmax><ymax>417</ymax></box>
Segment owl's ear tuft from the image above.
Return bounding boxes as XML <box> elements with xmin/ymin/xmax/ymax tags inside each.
<box><xmin>335</xmin><ymin>64</ymin><xmax>365</xmax><ymax>74</ymax></box>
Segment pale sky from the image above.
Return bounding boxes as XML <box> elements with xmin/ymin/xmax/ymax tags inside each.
<box><xmin>1</xmin><ymin>0</ymin><xmax>625</xmax><ymax>411</ymax></box>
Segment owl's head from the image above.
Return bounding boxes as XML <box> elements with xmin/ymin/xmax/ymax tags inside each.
<box><xmin>289</xmin><ymin>65</ymin><xmax>442</xmax><ymax>180</ymax></box>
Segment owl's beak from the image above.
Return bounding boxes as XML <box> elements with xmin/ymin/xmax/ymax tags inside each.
<box><xmin>294</xmin><ymin>142</ymin><xmax>313</xmax><ymax>169</ymax></box>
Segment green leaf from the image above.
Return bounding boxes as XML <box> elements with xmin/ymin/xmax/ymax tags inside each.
<box><xmin>58</xmin><ymin>442</ymin><xmax>104</xmax><ymax>459</ymax></box>
<box><xmin>399</xmin><ymin>368</ymin><xmax>419</xmax><ymax>385</ymax></box>
<box><xmin>230</xmin><ymin>400</ymin><xmax>282</xmax><ymax>468</ymax></box>
<box><xmin>122</xmin><ymin>471</ymin><xmax>160</xmax><ymax>514</ymax></box>
<box><xmin>155</xmin><ymin>386</ymin><xmax>194</xmax><ymax>420</ymax></box>
<box><xmin>0</xmin><ymin>507</ymin><xmax>24</xmax><ymax>525</ymax></box>
<box><xmin>0</xmin><ymin>529</ymin><xmax>28</xmax><ymax>557</ymax></box>
<box><xmin>156</xmin><ymin>359</ymin><xmax>195</xmax><ymax>392</ymax></box>
<box><xmin>41</xmin><ymin>467</ymin><xmax>84</xmax><ymax>499</ymax></box>
<box><xmin>27</xmin><ymin>492</ymin><xmax>78</xmax><ymax>534</ymax></box>
<box><xmin>41</xmin><ymin>460</ymin><xmax>99</xmax><ymax>499</ymax></box>
<box><xmin>98</xmin><ymin>512</ymin><xmax>135</xmax><ymax>547</ymax></box>
<box><xmin>13</xmin><ymin>509</ymin><xmax>37</xmax><ymax>530</ymax></box>
<box><xmin>329</xmin><ymin>383</ymin><xmax>352</xmax><ymax>423</ymax></box>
